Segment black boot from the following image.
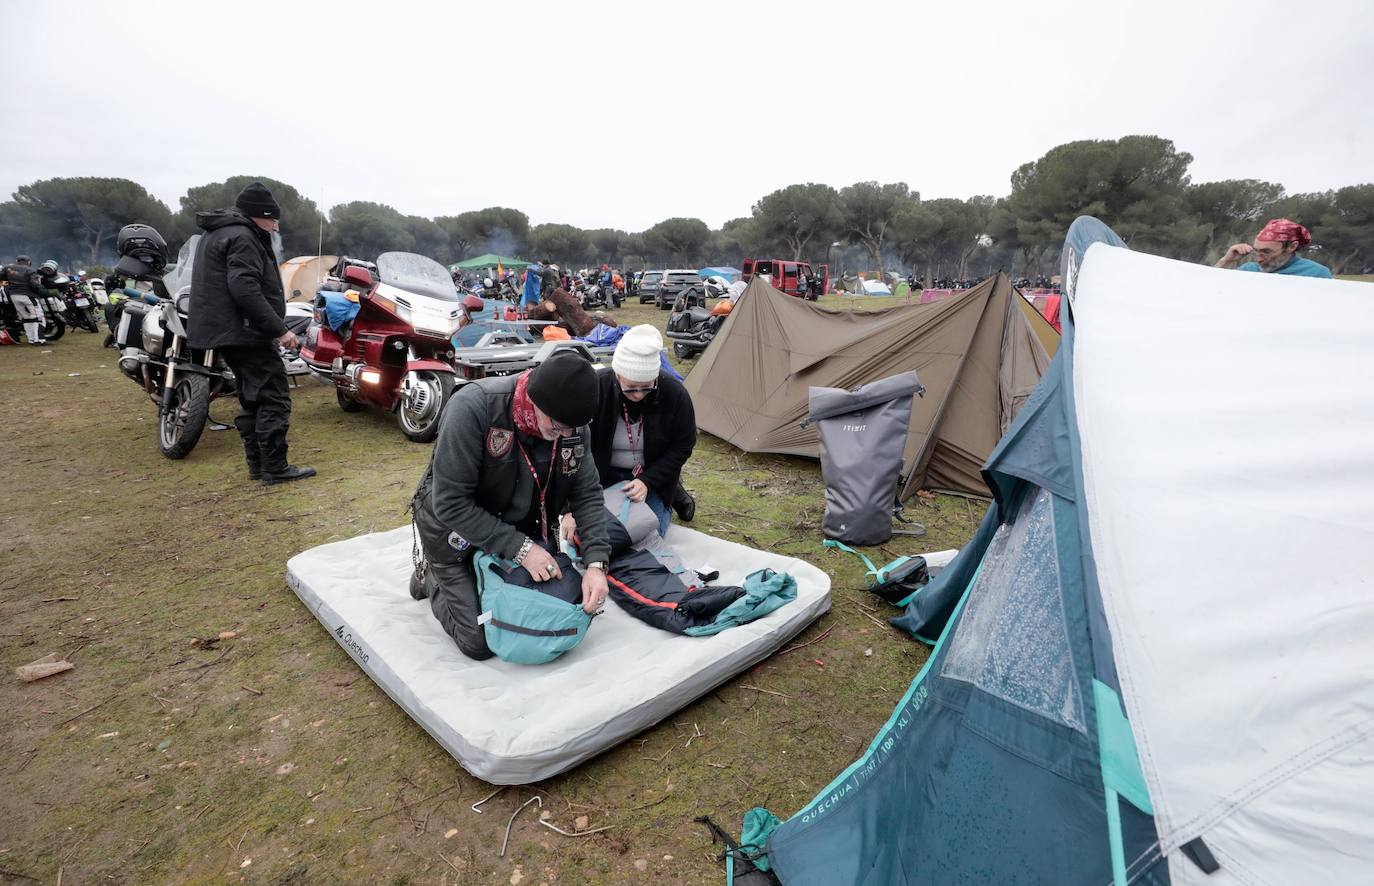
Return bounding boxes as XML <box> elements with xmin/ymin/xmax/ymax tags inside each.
<box><xmin>262</xmin><ymin>464</ymin><xmax>317</xmax><ymax>485</ymax></box>
<box><xmin>672</xmin><ymin>480</ymin><xmax>695</xmax><ymax>522</ymax></box>
<box><xmin>259</xmin><ymin>431</ymin><xmax>315</xmax><ymax>485</ymax></box>
<box><xmin>234</xmin><ymin>433</ymin><xmax>262</xmax><ymax>480</ymax></box>
<box><xmin>409</xmin><ymin>566</ymin><xmax>430</xmax><ymax>601</ymax></box>
<box><xmin>241</xmin><ymin>439</ymin><xmax>262</xmax><ymax>481</ymax></box>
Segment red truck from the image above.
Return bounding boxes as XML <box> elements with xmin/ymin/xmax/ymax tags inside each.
<box><xmin>741</xmin><ymin>259</ymin><xmax>829</xmax><ymax>301</ymax></box>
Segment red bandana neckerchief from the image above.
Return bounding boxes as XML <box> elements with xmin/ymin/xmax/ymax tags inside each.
<box><xmin>510</xmin><ymin>370</ymin><xmax>541</xmax><ymax>437</ymax></box>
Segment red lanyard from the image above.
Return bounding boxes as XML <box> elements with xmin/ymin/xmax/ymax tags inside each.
<box><xmin>516</xmin><ymin>438</ymin><xmax>559</xmax><ymax>543</ymax></box>
<box><xmin>621</xmin><ymin>404</ymin><xmax>644</xmax><ymax>477</ymax></box>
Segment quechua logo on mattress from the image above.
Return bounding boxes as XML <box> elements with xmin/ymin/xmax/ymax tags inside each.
<box><xmin>334</xmin><ymin>623</ymin><xmax>371</xmax><ymax>666</ymax></box>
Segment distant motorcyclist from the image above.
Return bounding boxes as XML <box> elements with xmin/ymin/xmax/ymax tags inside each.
<box><xmin>189</xmin><ymin>182</ymin><xmax>315</xmax><ymax>486</ymax></box>
<box><xmin>2</xmin><ymin>256</ymin><xmax>49</xmax><ymax>345</ymax></box>
<box><xmin>541</xmin><ymin>260</ymin><xmax>560</xmax><ymax>297</ymax></box>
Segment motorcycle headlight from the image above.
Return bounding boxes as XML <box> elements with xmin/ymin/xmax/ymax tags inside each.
<box><xmin>412</xmin><ymin>307</ymin><xmax>463</xmax><ymax>337</ymax></box>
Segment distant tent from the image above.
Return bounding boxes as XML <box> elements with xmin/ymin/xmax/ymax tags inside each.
<box><xmin>699</xmin><ymin>266</ymin><xmax>741</xmax><ymax>282</ymax></box>
<box><xmin>1015</xmin><ymin>291</ymin><xmax>1060</xmax><ymax>356</ymax></box>
<box><xmin>760</xmin><ymin>218</ymin><xmax>1374</xmax><ymax>885</ymax></box>
<box><xmin>860</xmin><ymin>279</ymin><xmax>891</xmax><ymax>296</ymax></box>
<box><xmin>450</xmin><ymin>254</ymin><xmax>531</xmax><ymax>272</ymax></box>
<box><xmin>1034</xmin><ymin>292</ymin><xmax>1063</xmax><ymax>332</ymax></box>
<box><xmin>279</xmin><ymin>255</ymin><xmax>337</xmax><ymax>302</ymax></box>
<box><xmin>684</xmin><ymin>273</ymin><xmax>1052</xmax><ymax>498</ymax></box>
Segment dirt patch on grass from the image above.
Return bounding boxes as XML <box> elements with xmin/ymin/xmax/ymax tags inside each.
<box><xmin>0</xmin><ymin>312</ymin><xmax>982</xmax><ymax>883</ymax></box>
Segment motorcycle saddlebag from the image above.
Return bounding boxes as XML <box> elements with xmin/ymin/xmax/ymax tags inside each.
<box><xmin>116</xmin><ymin>299</ymin><xmax>150</xmax><ymax>351</ymax></box>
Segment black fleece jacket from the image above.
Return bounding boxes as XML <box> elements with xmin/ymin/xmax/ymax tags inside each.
<box><xmin>591</xmin><ymin>369</ymin><xmax>696</xmax><ymax>503</ymax></box>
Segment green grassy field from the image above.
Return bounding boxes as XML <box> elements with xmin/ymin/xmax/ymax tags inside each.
<box><xmin>0</xmin><ymin>300</ymin><xmax>980</xmax><ymax>885</ymax></box>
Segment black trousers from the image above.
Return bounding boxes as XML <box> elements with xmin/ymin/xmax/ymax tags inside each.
<box><xmin>220</xmin><ymin>345</ymin><xmax>292</xmax><ymax>472</ymax></box>
<box><xmin>412</xmin><ymin>470</ymin><xmax>494</xmax><ymax>660</ymax></box>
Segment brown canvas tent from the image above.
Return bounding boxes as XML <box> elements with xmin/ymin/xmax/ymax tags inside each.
<box><xmin>279</xmin><ymin>255</ymin><xmax>338</xmax><ymax>302</ymax></box>
<box><xmin>684</xmin><ymin>273</ymin><xmax>1054</xmax><ymax>498</ymax></box>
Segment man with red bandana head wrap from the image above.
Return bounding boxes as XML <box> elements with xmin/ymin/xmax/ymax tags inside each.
<box><xmin>408</xmin><ymin>349</ymin><xmax>611</xmax><ymax>660</ymax></box>
<box><xmin>1215</xmin><ymin>218</ymin><xmax>1334</xmax><ymax>278</ymax></box>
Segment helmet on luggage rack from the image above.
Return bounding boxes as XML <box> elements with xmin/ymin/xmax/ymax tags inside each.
<box><xmin>116</xmin><ymin>224</ymin><xmax>168</xmax><ymax>273</ymax></box>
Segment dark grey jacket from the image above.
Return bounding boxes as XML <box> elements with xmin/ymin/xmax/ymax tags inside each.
<box><xmin>188</xmin><ymin>209</ymin><xmax>287</xmax><ymax>349</ymax></box>
<box><xmin>424</xmin><ymin>374</ymin><xmax>611</xmax><ymax>565</ymax></box>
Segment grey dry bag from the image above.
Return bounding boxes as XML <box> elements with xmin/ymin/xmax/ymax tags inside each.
<box><xmin>808</xmin><ymin>370</ymin><xmax>923</xmax><ymax>545</ymax></box>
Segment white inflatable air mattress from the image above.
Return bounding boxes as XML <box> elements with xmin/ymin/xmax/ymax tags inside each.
<box><xmin>286</xmin><ymin>525</ymin><xmax>831</xmax><ymax>784</ymax></box>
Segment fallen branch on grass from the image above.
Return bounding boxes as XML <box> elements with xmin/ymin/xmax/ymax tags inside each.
<box><xmin>54</xmin><ymin>695</ymin><xmax>116</xmax><ymax>728</ymax></box>
<box><xmin>738</xmin><ymin>685</ymin><xmax>790</xmax><ymax>700</ymax></box>
<box><xmin>538</xmin><ymin>818</ymin><xmax>615</xmax><ymax>838</ymax></box>
<box><xmin>777</xmin><ymin>626</ymin><xmax>833</xmax><ymax>656</ymax></box>
<box><xmin>368</xmin><ymin>783</ymin><xmax>459</xmax><ymax>823</ymax></box>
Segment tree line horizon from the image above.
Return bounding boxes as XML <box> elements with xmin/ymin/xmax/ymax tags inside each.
<box><xmin>2</xmin><ymin>135</ymin><xmax>1370</xmax><ymax>283</ymax></box>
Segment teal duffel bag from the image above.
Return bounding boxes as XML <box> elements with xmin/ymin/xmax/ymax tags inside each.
<box><xmin>473</xmin><ymin>550</ymin><xmax>592</xmax><ymax>665</ymax></box>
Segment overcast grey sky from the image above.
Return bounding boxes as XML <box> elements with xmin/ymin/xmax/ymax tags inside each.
<box><xmin>3</xmin><ymin>0</ymin><xmax>1369</xmax><ymax>231</ymax></box>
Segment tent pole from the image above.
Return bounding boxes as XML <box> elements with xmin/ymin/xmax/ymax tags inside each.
<box><xmin>1104</xmin><ymin>787</ymin><xmax>1128</xmax><ymax>886</ymax></box>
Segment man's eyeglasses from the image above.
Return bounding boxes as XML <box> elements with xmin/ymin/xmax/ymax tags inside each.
<box><xmin>620</xmin><ymin>382</ymin><xmax>657</xmax><ymax>395</ymax></box>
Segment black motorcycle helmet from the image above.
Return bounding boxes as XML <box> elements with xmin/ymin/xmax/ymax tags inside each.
<box><xmin>116</xmin><ymin>224</ymin><xmax>168</xmax><ymax>273</ymax></box>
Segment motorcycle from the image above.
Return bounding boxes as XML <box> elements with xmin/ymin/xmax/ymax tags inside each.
<box><xmin>111</xmin><ymin>225</ymin><xmax>239</xmax><ymax>459</ymax></box>
<box><xmin>300</xmin><ymin>251</ymin><xmax>465</xmax><ymax>442</ymax></box>
<box><xmin>33</xmin><ymin>286</ymin><xmax>67</xmax><ymax>341</ymax></box>
<box><xmin>665</xmin><ymin>287</ymin><xmax>726</xmax><ymax>359</ymax></box>
<box><xmin>51</xmin><ymin>275</ymin><xmax>101</xmax><ymax>332</ymax></box>
<box><xmin>575</xmin><ymin>279</ymin><xmax>608</xmax><ymax>310</ymax></box>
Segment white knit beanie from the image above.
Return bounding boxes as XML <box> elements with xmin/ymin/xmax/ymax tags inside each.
<box><xmin>612</xmin><ymin>324</ymin><xmax>663</xmax><ymax>382</ymax></box>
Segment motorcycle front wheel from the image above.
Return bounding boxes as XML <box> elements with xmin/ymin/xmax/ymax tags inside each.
<box><xmin>673</xmin><ymin>342</ymin><xmax>698</xmax><ymax>360</ymax></box>
<box><xmin>83</xmin><ymin>308</ymin><xmax>101</xmax><ymax>331</ymax></box>
<box><xmin>158</xmin><ymin>373</ymin><xmax>211</xmax><ymax>459</ymax></box>
<box><xmin>41</xmin><ymin>316</ymin><xmax>66</xmax><ymax>341</ymax></box>
<box><xmin>397</xmin><ymin>372</ymin><xmax>454</xmax><ymax>443</ymax></box>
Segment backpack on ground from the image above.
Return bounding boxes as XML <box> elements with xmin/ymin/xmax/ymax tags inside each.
<box><xmin>822</xmin><ymin>539</ymin><xmax>930</xmax><ymax>607</ymax></box>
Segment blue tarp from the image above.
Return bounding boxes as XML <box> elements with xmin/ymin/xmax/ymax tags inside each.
<box><xmin>698</xmin><ymin>266</ymin><xmax>741</xmax><ymax>282</ymax></box>
<box><xmin>319</xmin><ymin>292</ymin><xmax>360</xmax><ymax>332</ymax></box>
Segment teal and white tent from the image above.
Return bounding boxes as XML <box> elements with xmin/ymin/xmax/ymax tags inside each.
<box><xmin>757</xmin><ymin>218</ymin><xmax>1374</xmax><ymax>885</ymax></box>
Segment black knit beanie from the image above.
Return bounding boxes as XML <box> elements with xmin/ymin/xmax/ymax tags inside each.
<box><xmin>527</xmin><ymin>351</ymin><xmax>599</xmax><ymax>427</ymax></box>
<box><xmin>235</xmin><ymin>182</ymin><xmax>281</xmax><ymax>219</ymax></box>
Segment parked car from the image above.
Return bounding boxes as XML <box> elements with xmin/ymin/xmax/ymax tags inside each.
<box><xmin>655</xmin><ymin>269</ymin><xmax>704</xmax><ymax>310</ymax></box>
<box><xmin>637</xmin><ymin>269</ymin><xmax>664</xmax><ymax>304</ymax></box>
<box><xmin>741</xmin><ymin>258</ymin><xmax>830</xmax><ymax>300</ymax></box>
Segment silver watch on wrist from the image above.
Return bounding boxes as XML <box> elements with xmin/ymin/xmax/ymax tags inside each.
<box><xmin>514</xmin><ymin>537</ymin><xmax>534</xmax><ymax>565</ymax></box>
<box><xmin>585</xmin><ymin>561</ymin><xmax>607</xmax><ymax>572</ymax></box>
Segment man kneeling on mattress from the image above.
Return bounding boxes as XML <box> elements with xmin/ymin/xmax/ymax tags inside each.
<box><xmin>409</xmin><ymin>350</ymin><xmax>612</xmax><ymax>661</ymax></box>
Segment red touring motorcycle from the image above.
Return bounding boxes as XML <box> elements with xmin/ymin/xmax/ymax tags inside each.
<box><xmin>301</xmin><ymin>252</ymin><xmax>466</xmax><ymax>442</ymax></box>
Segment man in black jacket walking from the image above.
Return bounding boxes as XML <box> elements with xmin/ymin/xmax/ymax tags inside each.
<box><xmin>189</xmin><ymin>182</ymin><xmax>314</xmax><ymax>485</ymax></box>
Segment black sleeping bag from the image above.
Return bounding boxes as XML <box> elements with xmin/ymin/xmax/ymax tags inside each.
<box><xmin>606</xmin><ymin>549</ymin><xmax>745</xmax><ymax>634</ymax></box>
<box><xmin>500</xmin><ymin>549</ymin><xmax>584</xmax><ymax>605</ymax></box>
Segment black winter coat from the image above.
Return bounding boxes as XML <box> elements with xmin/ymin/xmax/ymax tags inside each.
<box><xmin>188</xmin><ymin>209</ymin><xmax>287</xmax><ymax>349</ymax></box>
<box><xmin>591</xmin><ymin>369</ymin><xmax>696</xmax><ymax>504</ymax></box>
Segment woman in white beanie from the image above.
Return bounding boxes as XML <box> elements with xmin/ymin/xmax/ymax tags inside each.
<box><xmin>589</xmin><ymin>324</ymin><xmax>697</xmax><ymax>534</ymax></box>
